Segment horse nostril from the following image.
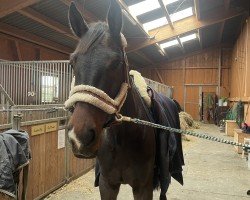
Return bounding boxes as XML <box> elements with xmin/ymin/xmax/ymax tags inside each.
<box><xmin>83</xmin><ymin>128</ymin><xmax>96</xmax><ymax>146</ymax></box>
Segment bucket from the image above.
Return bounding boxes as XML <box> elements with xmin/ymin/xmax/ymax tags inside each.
<box><xmin>218</xmin><ymin>99</ymin><xmax>223</xmax><ymax>106</ymax></box>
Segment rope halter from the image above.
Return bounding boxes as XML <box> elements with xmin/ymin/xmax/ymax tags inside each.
<box><xmin>64</xmin><ymin>77</ymin><xmax>129</xmax><ymax>114</ymax></box>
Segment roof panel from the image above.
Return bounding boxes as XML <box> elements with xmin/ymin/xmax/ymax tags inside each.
<box><xmin>31</xmin><ymin>0</ymin><xmax>69</xmax><ymax>27</ymax></box>
<box><xmin>140</xmin><ymin>45</ymin><xmax>166</xmax><ymax>62</ymax></box>
<box><xmin>222</xmin><ymin>15</ymin><xmax>243</xmax><ymax>43</ymax></box>
<box><xmin>0</xmin><ymin>13</ymin><xmax>77</xmax><ymax>49</ymax></box>
<box><xmin>202</xmin><ymin>23</ymin><xmax>221</xmax><ymax>48</ymax></box>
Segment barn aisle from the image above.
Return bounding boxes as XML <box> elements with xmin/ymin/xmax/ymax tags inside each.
<box><xmin>45</xmin><ymin>123</ymin><xmax>250</xmax><ymax>200</ymax></box>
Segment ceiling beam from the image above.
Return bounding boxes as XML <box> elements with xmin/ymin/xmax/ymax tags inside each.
<box><xmin>0</xmin><ymin>22</ymin><xmax>72</xmax><ymax>54</ymax></box>
<box><xmin>127</xmin><ymin>8</ymin><xmax>246</xmax><ymax>52</ymax></box>
<box><xmin>60</xmin><ymin>0</ymin><xmax>98</xmax><ymax>22</ymax></box>
<box><xmin>177</xmin><ymin>36</ymin><xmax>185</xmax><ymax>53</ymax></box>
<box><xmin>0</xmin><ymin>0</ymin><xmax>41</xmax><ymax>18</ymax></box>
<box><xmin>158</xmin><ymin>0</ymin><xmax>185</xmax><ymax>53</ymax></box>
<box><xmin>194</xmin><ymin>0</ymin><xmax>201</xmax><ymax>20</ymax></box>
<box><xmin>158</xmin><ymin>0</ymin><xmax>174</xmax><ymax>29</ymax></box>
<box><xmin>118</xmin><ymin>0</ymin><xmax>167</xmax><ymax>57</ymax></box>
<box><xmin>218</xmin><ymin>22</ymin><xmax>225</xmax><ymax>43</ymax></box>
<box><xmin>18</xmin><ymin>7</ymin><xmax>77</xmax><ymax>40</ymax></box>
<box><xmin>194</xmin><ymin>0</ymin><xmax>202</xmax><ymax>48</ymax></box>
<box><xmin>197</xmin><ymin>29</ymin><xmax>203</xmax><ymax>49</ymax></box>
<box><xmin>118</xmin><ymin>0</ymin><xmax>150</xmax><ymax>36</ymax></box>
<box><xmin>218</xmin><ymin>0</ymin><xmax>231</xmax><ymax>43</ymax></box>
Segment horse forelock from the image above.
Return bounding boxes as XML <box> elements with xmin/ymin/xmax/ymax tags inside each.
<box><xmin>72</xmin><ymin>22</ymin><xmax>127</xmax><ymax>57</ymax></box>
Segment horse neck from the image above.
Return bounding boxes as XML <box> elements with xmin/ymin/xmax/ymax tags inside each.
<box><xmin>122</xmin><ymin>84</ymin><xmax>147</xmax><ymax>120</ymax></box>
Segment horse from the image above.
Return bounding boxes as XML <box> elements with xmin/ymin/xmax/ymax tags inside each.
<box><xmin>66</xmin><ymin>1</ymin><xmax>184</xmax><ymax>199</ymax></box>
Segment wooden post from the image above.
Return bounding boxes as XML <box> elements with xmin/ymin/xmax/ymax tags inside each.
<box><xmin>218</xmin><ymin>48</ymin><xmax>222</xmax><ymax>97</ymax></box>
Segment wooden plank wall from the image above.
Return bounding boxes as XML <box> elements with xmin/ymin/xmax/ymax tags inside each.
<box><xmin>0</xmin><ymin>33</ymin><xmax>68</xmax><ymax>61</ymax></box>
<box><xmin>138</xmin><ymin>47</ymin><xmax>232</xmax><ymax>120</ymax></box>
<box><xmin>230</xmin><ymin>17</ymin><xmax>250</xmax><ymax>123</ymax></box>
<box><xmin>18</xmin><ymin>121</ymin><xmax>94</xmax><ymax>200</ymax></box>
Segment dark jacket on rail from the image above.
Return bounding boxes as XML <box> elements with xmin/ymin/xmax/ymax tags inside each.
<box><xmin>0</xmin><ymin>130</ymin><xmax>31</xmax><ymax>199</ymax></box>
<box><xmin>149</xmin><ymin>88</ymin><xmax>184</xmax><ymax>194</ymax></box>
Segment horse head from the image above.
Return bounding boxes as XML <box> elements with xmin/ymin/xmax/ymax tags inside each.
<box><xmin>66</xmin><ymin>0</ymin><xmax>128</xmax><ymax>158</ymax></box>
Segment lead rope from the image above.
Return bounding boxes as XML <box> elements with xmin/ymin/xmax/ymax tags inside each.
<box><xmin>115</xmin><ymin>114</ymin><xmax>250</xmax><ymax>149</ymax></box>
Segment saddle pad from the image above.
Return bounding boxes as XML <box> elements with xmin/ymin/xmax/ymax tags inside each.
<box><xmin>129</xmin><ymin>70</ymin><xmax>151</xmax><ymax>107</ymax></box>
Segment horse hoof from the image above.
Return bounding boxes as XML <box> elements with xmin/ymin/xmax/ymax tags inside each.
<box><xmin>160</xmin><ymin>194</ymin><xmax>167</xmax><ymax>200</ymax></box>
<box><xmin>247</xmin><ymin>190</ymin><xmax>250</xmax><ymax>195</ymax></box>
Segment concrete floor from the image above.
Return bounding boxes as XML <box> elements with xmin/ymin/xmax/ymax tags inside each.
<box><xmin>45</xmin><ymin>123</ymin><xmax>250</xmax><ymax>200</ymax></box>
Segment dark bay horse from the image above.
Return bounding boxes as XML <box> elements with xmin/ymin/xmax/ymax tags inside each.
<box><xmin>66</xmin><ymin>1</ymin><xmax>183</xmax><ymax>199</ymax></box>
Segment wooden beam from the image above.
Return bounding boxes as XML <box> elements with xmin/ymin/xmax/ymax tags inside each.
<box><xmin>0</xmin><ymin>22</ymin><xmax>72</xmax><ymax>54</ymax></box>
<box><xmin>127</xmin><ymin>8</ymin><xmax>246</xmax><ymax>52</ymax></box>
<box><xmin>18</xmin><ymin>7</ymin><xmax>77</xmax><ymax>40</ymax></box>
<box><xmin>198</xmin><ymin>29</ymin><xmax>203</xmax><ymax>49</ymax></box>
<box><xmin>15</xmin><ymin>41</ymin><xmax>22</xmax><ymax>61</ymax></box>
<box><xmin>218</xmin><ymin>22</ymin><xmax>225</xmax><ymax>43</ymax></box>
<box><xmin>60</xmin><ymin>0</ymin><xmax>98</xmax><ymax>22</ymax></box>
<box><xmin>158</xmin><ymin>0</ymin><xmax>174</xmax><ymax>29</ymax></box>
<box><xmin>9</xmin><ymin>40</ymin><xmax>19</xmax><ymax>60</ymax></box>
<box><xmin>118</xmin><ymin>0</ymin><xmax>150</xmax><ymax>37</ymax></box>
<box><xmin>154</xmin><ymin>68</ymin><xmax>164</xmax><ymax>84</ymax></box>
<box><xmin>218</xmin><ymin>0</ymin><xmax>231</xmax><ymax>43</ymax></box>
<box><xmin>141</xmin><ymin>44</ymin><xmax>233</xmax><ymax>69</ymax></box>
<box><xmin>194</xmin><ymin>0</ymin><xmax>201</xmax><ymax>20</ymax></box>
<box><xmin>0</xmin><ymin>0</ymin><xmax>41</xmax><ymax>18</ymax></box>
<box><xmin>177</xmin><ymin>36</ymin><xmax>185</xmax><ymax>53</ymax></box>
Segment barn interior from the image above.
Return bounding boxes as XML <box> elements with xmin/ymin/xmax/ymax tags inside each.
<box><xmin>0</xmin><ymin>0</ymin><xmax>250</xmax><ymax>199</ymax></box>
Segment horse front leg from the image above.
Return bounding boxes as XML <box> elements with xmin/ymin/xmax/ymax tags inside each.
<box><xmin>132</xmin><ymin>184</ymin><xmax>153</xmax><ymax>200</ymax></box>
<box><xmin>99</xmin><ymin>174</ymin><xmax>120</xmax><ymax>200</ymax></box>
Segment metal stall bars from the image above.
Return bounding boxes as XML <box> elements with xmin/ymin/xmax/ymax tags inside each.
<box><xmin>144</xmin><ymin>77</ymin><xmax>173</xmax><ymax>98</ymax></box>
<box><xmin>0</xmin><ymin>60</ymin><xmax>73</xmax><ymax>127</ymax></box>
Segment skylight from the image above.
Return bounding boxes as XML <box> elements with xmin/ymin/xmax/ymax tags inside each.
<box><xmin>170</xmin><ymin>7</ymin><xmax>193</xmax><ymax>22</ymax></box>
<box><xmin>142</xmin><ymin>6</ymin><xmax>194</xmax><ymax>31</ymax></box>
<box><xmin>143</xmin><ymin>17</ymin><xmax>168</xmax><ymax>32</ymax></box>
<box><xmin>128</xmin><ymin>0</ymin><xmax>180</xmax><ymax>17</ymax></box>
<box><xmin>180</xmin><ymin>33</ymin><xmax>197</xmax><ymax>43</ymax></box>
<box><xmin>160</xmin><ymin>39</ymin><xmax>178</xmax><ymax>49</ymax></box>
<box><xmin>160</xmin><ymin>33</ymin><xmax>197</xmax><ymax>49</ymax></box>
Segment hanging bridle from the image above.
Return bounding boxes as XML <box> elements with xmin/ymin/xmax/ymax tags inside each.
<box><xmin>64</xmin><ymin>48</ymin><xmax>130</xmax><ymax>117</ymax></box>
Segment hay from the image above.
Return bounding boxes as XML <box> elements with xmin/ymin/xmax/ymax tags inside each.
<box><xmin>179</xmin><ymin>111</ymin><xmax>200</xmax><ymax>130</ymax></box>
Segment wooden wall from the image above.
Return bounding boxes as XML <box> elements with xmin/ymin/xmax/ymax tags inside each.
<box><xmin>139</xmin><ymin>47</ymin><xmax>231</xmax><ymax>120</ymax></box>
<box><xmin>19</xmin><ymin>121</ymin><xmax>95</xmax><ymax>200</ymax></box>
<box><xmin>230</xmin><ymin>17</ymin><xmax>250</xmax><ymax>123</ymax></box>
<box><xmin>0</xmin><ymin>33</ymin><xmax>68</xmax><ymax>61</ymax></box>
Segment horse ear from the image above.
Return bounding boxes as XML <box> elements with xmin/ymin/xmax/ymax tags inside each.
<box><xmin>68</xmin><ymin>2</ymin><xmax>89</xmax><ymax>38</ymax></box>
<box><xmin>107</xmin><ymin>0</ymin><xmax>123</xmax><ymax>43</ymax></box>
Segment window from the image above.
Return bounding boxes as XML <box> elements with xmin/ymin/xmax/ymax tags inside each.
<box><xmin>41</xmin><ymin>75</ymin><xmax>59</xmax><ymax>103</ymax></box>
